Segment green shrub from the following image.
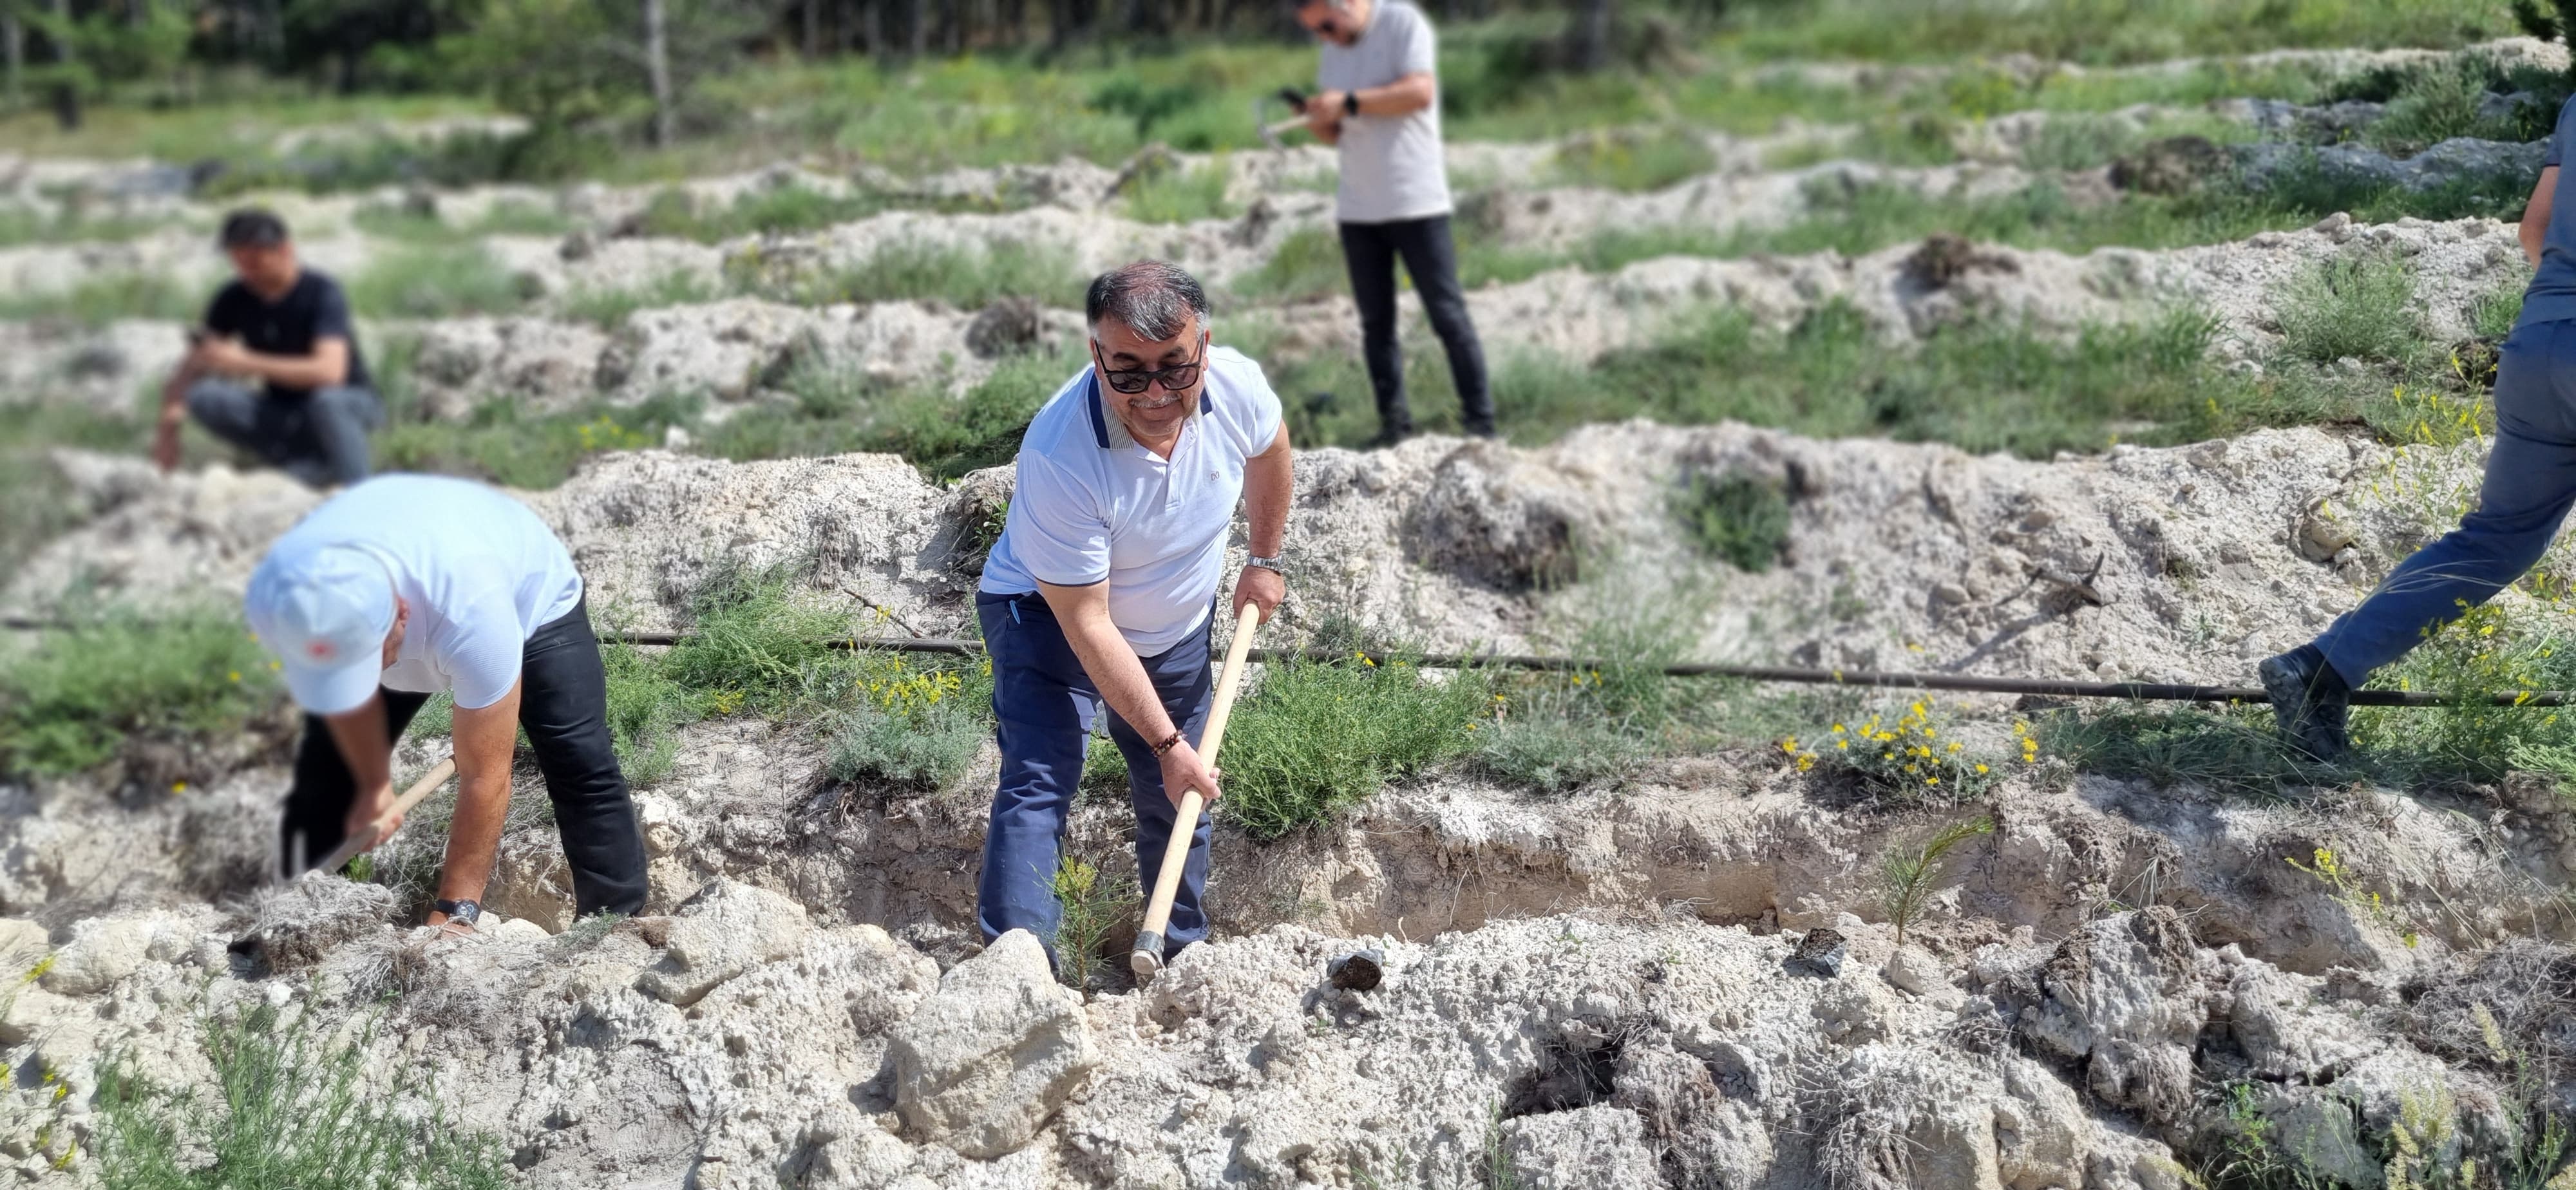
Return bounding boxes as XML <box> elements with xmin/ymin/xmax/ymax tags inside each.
<box><xmin>2369</xmin><ymin>58</ymin><xmax>2516</xmax><ymax>154</ymax></box>
<box><xmin>2356</xmin><ymin>601</ymin><xmax>2576</xmax><ymax>784</ymax></box>
<box><xmin>1673</xmin><ymin>473</ymin><xmax>1792</xmax><ymax>572</ymax></box>
<box><xmin>1121</xmin><ymin>157</ymin><xmax>1238</xmax><ymax>224</ymax></box>
<box><xmin>659</xmin><ymin>570</ymin><xmax>854</xmax><ymax>712</ymax></box>
<box><xmin>1051</xmin><ymin>855</ymin><xmax>1139</xmax><ymax>991</ymax></box>
<box><xmin>2472</xmin><ymin>267</ymin><xmax>2533</xmax><ymax>341</ymax></box>
<box><xmin>1785</xmin><ymin>701</ymin><xmax>2008</xmax><ymax>805</ymax></box>
<box><xmin>0</xmin><ymin>607</ymin><xmax>280</xmax><ymax>777</ymax></box>
<box><xmin>555</xmin><ymin>271</ymin><xmax>723</xmax><ymax>326</ymax></box>
<box><xmin>1548</xmin><ymin>126</ymin><xmax>1718</xmax><ymax>193</ymax></box>
<box><xmin>825</xmin><ymin>695</ymin><xmax>987</xmax><ymax>791</ymax></box>
<box><xmin>91</xmin><ymin>1002</ymin><xmax>511</xmax><ymax>1190</ymax></box>
<box><xmin>349</xmin><ymin>246</ymin><xmax>528</xmax><ymax>319</ymax></box>
<box><xmin>1232</xmin><ymin>227</ymin><xmax>1350</xmax><ymax>303</ymax></box>
<box><xmin>1472</xmin><ymin>715</ymin><xmax>1651</xmax><ymax>793</ymax></box>
<box><xmin>1221</xmin><ymin>653</ymin><xmax>1495</xmax><ymax>840</ymax></box>
<box><xmin>2273</xmin><ymin>254</ymin><xmax>2428</xmax><ymax>366</ymax></box>
<box><xmin>601</xmin><ymin>634</ymin><xmax>693</xmax><ymax>787</ymax></box>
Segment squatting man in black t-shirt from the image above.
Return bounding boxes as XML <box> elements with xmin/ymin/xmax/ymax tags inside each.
<box><xmin>153</xmin><ymin>209</ymin><xmax>382</xmax><ymax>487</ymax></box>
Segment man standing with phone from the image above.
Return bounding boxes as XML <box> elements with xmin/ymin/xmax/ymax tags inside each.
<box><xmin>154</xmin><ymin>208</ymin><xmax>382</xmax><ymax>488</ymax></box>
<box><xmin>1293</xmin><ymin>0</ymin><xmax>1496</xmax><ymax>446</ymax></box>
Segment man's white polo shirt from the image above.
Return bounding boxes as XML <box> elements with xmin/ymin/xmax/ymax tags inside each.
<box><xmin>980</xmin><ymin>346</ymin><xmax>1284</xmax><ymax>655</ymax></box>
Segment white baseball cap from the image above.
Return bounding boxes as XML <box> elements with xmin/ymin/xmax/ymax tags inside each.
<box><xmin>245</xmin><ymin>543</ymin><xmax>395</xmax><ymax>715</ymax></box>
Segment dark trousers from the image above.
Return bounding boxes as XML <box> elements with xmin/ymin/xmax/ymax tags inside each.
<box><xmin>2312</xmin><ymin>317</ymin><xmax>2576</xmax><ymax>685</ymax></box>
<box><xmin>186</xmin><ymin>377</ymin><xmax>381</xmax><ymax>489</ymax></box>
<box><xmin>281</xmin><ymin>598</ymin><xmax>649</xmax><ymax>918</ymax></box>
<box><xmin>1340</xmin><ymin>214</ymin><xmax>1494</xmax><ymax>438</ymax></box>
<box><xmin>975</xmin><ymin>591</ymin><xmax>1215</xmax><ymax>965</ymax></box>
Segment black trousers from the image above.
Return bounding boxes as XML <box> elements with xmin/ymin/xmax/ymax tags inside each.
<box><xmin>1339</xmin><ymin>214</ymin><xmax>1495</xmax><ymax>437</ymax></box>
<box><xmin>281</xmin><ymin>597</ymin><xmax>649</xmax><ymax>917</ymax></box>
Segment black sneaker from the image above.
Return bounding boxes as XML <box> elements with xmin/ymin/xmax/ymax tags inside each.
<box><xmin>2259</xmin><ymin>645</ymin><xmax>2350</xmax><ymax>762</ymax></box>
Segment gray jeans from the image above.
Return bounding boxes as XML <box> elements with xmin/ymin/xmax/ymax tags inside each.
<box><xmin>185</xmin><ymin>378</ymin><xmax>382</xmax><ymax>488</ymax></box>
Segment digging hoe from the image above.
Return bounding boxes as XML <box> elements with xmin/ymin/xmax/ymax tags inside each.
<box><xmin>1256</xmin><ymin>88</ymin><xmax>1314</xmax><ymax>151</ymax></box>
<box><xmin>301</xmin><ymin>757</ymin><xmax>457</xmax><ymax>879</ymax></box>
<box><xmin>1132</xmin><ymin>603</ymin><xmax>1264</xmax><ymax>982</ymax></box>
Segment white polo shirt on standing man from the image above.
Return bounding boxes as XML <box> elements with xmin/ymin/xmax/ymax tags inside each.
<box><xmin>979</xmin><ymin>347</ymin><xmax>1285</xmax><ymax>655</ymax></box>
<box><xmin>1318</xmin><ymin>0</ymin><xmax>1452</xmax><ymax>223</ymax></box>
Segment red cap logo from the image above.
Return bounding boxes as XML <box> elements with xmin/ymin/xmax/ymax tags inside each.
<box><xmin>306</xmin><ymin>639</ymin><xmax>338</xmax><ymax>661</ymax></box>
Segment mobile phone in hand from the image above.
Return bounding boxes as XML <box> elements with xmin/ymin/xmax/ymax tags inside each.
<box><xmin>1278</xmin><ymin>87</ymin><xmax>1309</xmax><ymax>111</ymax></box>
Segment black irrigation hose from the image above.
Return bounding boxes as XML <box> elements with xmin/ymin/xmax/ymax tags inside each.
<box><xmin>6</xmin><ymin>615</ymin><xmax>2562</xmax><ymax>708</ymax></box>
<box><xmin>597</xmin><ymin>631</ymin><xmax>2573</xmax><ymax>709</ymax></box>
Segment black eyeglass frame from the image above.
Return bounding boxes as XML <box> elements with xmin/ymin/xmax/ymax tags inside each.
<box><xmin>1094</xmin><ymin>334</ymin><xmax>1209</xmax><ymax>395</ymax></box>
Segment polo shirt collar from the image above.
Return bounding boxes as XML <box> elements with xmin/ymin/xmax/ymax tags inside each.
<box><xmin>1086</xmin><ymin>368</ymin><xmax>1214</xmax><ymax>451</ymax></box>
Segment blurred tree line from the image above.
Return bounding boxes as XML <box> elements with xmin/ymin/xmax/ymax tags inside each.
<box><xmin>0</xmin><ymin>0</ymin><xmax>1711</xmax><ymax>143</ymax></box>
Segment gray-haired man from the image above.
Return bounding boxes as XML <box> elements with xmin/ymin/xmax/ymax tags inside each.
<box><xmin>1295</xmin><ymin>0</ymin><xmax>1495</xmax><ymax>444</ymax></box>
<box><xmin>974</xmin><ymin>260</ymin><xmax>1294</xmax><ymax>968</ymax></box>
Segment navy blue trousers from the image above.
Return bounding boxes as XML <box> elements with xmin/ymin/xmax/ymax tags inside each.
<box><xmin>975</xmin><ymin>591</ymin><xmax>1215</xmax><ymax>964</ymax></box>
<box><xmin>2313</xmin><ymin>317</ymin><xmax>2576</xmax><ymax>684</ymax></box>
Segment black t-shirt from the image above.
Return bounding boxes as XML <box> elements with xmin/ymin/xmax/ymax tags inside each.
<box><xmin>202</xmin><ymin>270</ymin><xmax>371</xmax><ymax>399</ymax></box>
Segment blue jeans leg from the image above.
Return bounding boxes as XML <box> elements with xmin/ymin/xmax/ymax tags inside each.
<box><xmin>1103</xmin><ymin>627</ymin><xmax>1217</xmax><ymax>954</ymax></box>
<box><xmin>2313</xmin><ymin>319</ymin><xmax>2576</xmax><ymax>684</ymax></box>
<box><xmin>975</xmin><ymin>592</ymin><xmax>1219</xmax><ymax>965</ymax></box>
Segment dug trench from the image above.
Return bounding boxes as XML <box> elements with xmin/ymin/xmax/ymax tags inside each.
<box><xmin>10</xmin><ymin>420</ymin><xmax>2576</xmax><ymax>1185</ymax></box>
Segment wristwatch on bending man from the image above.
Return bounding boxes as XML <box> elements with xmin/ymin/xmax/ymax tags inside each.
<box><xmin>1247</xmin><ymin>554</ymin><xmax>1284</xmax><ymax>572</ymax></box>
<box><xmin>1342</xmin><ymin>91</ymin><xmax>1361</xmax><ymax>118</ymax></box>
<box><xmin>434</xmin><ymin>898</ymin><xmax>482</xmax><ymax>928</ymax></box>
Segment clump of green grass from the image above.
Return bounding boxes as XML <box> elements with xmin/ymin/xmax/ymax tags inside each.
<box><xmin>825</xmin><ymin>695</ymin><xmax>987</xmax><ymax>791</ymax></box>
<box><xmin>1221</xmin><ymin>649</ymin><xmax>1497</xmax><ymax>840</ymax></box>
<box><xmin>600</xmin><ymin>632</ymin><xmax>691</xmax><ymax>787</ymax></box>
<box><xmin>554</xmin><ymin>271</ymin><xmax>724</xmax><ymax>326</ymax></box>
<box><xmin>2471</xmin><ymin>266</ymin><xmax>2533</xmax><ymax>341</ymax></box>
<box><xmin>1232</xmin><ymin>227</ymin><xmax>1350</xmax><ymax>303</ymax></box>
<box><xmin>700</xmin><ymin>346</ymin><xmax>1082</xmax><ymax>480</ymax></box>
<box><xmin>91</xmin><ymin>1001</ymin><xmax>512</xmax><ymax>1190</ymax></box>
<box><xmin>0</xmin><ymin>273</ymin><xmax>198</xmax><ymax>325</ymax></box>
<box><xmin>2273</xmin><ymin>254</ymin><xmax>2427</xmax><ymax>366</ymax></box>
<box><xmin>1672</xmin><ymin>473</ymin><xmax>1791</xmax><ymax>572</ymax></box>
<box><xmin>375</xmin><ymin>395</ymin><xmax>698</xmax><ymax>490</ymax></box>
<box><xmin>633</xmin><ymin>184</ymin><xmax>896</xmax><ymax>243</ymax></box>
<box><xmin>2369</xmin><ymin>57</ymin><xmax>2517</xmax><ymax>155</ymax></box>
<box><xmin>1051</xmin><ymin>855</ymin><xmax>1139</xmax><ymax>992</ymax></box>
<box><xmin>0</xmin><ymin>607</ymin><xmax>281</xmax><ymax>778</ymax></box>
<box><xmin>1121</xmin><ymin>156</ymin><xmax>1238</xmax><ymax>224</ymax></box>
<box><xmin>1473</xmin><ymin>572</ymin><xmax>1707</xmax><ymax>792</ymax></box>
<box><xmin>0</xmin><ymin>206</ymin><xmax>184</xmax><ymax>248</ymax></box>
<box><xmin>748</xmin><ymin>238</ymin><xmax>1081</xmax><ymax>310</ymax></box>
<box><xmin>1548</xmin><ymin>126</ymin><xmax>1718</xmax><ymax>193</ymax></box>
<box><xmin>2357</xmin><ymin>601</ymin><xmax>2576</xmax><ymax>785</ymax></box>
<box><xmin>1784</xmin><ymin>699</ymin><xmax>2009</xmax><ymax>806</ymax></box>
<box><xmin>348</xmin><ymin>245</ymin><xmax>529</xmax><ymax>319</ymax></box>
<box><xmin>352</xmin><ymin>199</ymin><xmax>574</xmax><ymax>243</ymax></box>
<box><xmin>1882</xmin><ymin>816</ymin><xmax>1995</xmax><ymax>945</ymax></box>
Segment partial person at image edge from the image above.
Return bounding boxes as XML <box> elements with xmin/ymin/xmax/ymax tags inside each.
<box><xmin>245</xmin><ymin>473</ymin><xmax>649</xmax><ymax>934</ymax></box>
<box><xmin>153</xmin><ymin>207</ymin><xmax>383</xmax><ymax>489</ymax></box>
<box><xmin>2260</xmin><ymin>92</ymin><xmax>2576</xmax><ymax>760</ymax></box>
<box><xmin>1294</xmin><ymin>0</ymin><xmax>1497</xmax><ymax>446</ymax></box>
<box><xmin>974</xmin><ymin>260</ymin><xmax>1294</xmax><ymax>971</ymax></box>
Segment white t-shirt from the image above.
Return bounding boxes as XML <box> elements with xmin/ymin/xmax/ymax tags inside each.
<box><xmin>1317</xmin><ymin>0</ymin><xmax>1452</xmax><ymax>223</ymax></box>
<box><xmin>980</xmin><ymin>347</ymin><xmax>1285</xmax><ymax>654</ymax></box>
<box><xmin>259</xmin><ymin>474</ymin><xmax>583</xmax><ymax>710</ymax></box>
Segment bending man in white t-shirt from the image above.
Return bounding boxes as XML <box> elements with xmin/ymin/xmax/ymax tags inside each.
<box><xmin>1296</xmin><ymin>0</ymin><xmax>1495</xmax><ymax>445</ymax></box>
<box><xmin>244</xmin><ymin>475</ymin><xmax>649</xmax><ymax>932</ymax></box>
<box><xmin>976</xmin><ymin>260</ymin><xmax>1294</xmax><ymax>968</ymax></box>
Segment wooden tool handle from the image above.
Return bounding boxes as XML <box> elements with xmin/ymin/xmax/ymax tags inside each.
<box><xmin>305</xmin><ymin>757</ymin><xmax>456</xmax><ymax>878</ymax></box>
<box><xmin>1132</xmin><ymin>605</ymin><xmax>1262</xmax><ymax>977</ymax></box>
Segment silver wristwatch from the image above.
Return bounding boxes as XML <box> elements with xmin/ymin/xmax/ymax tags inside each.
<box><xmin>1245</xmin><ymin>554</ymin><xmax>1284</xmax><ymax>572</ymax></box>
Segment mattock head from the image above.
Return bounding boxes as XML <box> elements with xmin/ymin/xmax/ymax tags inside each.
<box><xmin>1130</xmin><ymin>930</ymin><xmax>1168</xmax><ymax>982</ymax></box>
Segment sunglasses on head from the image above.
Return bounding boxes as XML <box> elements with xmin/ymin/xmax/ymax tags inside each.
<box><xmin>1096</xmin><ymin>341</ymin><xmax>1205</xmax><ymax>395</ymax></box>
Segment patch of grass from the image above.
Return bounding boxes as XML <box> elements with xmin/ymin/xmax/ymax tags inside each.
<box><xmin>0</xmin><ymin>400</ymin><xmax>148</xmax><ymax>573</ymax></box>
<box><xmin>348</xmin><ymin>245</ymin><xmax>529</xmax><ymax>319</ymax></box>
<box><xmin>0</xmin><ymin>205</ymin><xmax>185</xmax><ymax>248</ymax></box>
<box><xmin>1220</xmin><ymin>648</ymin><xmax>1497</xmax><ymax>841</ymax></box>
<box><xmin>91</xmin><ymin>1001</ymin><xmax>511</xmax><ymax>1190</ymax></box>
<box><xmin>600</xmin><ymin>634</ymin><xmax>690</xmax><ymax>787</ymax></box>
<box><xmin>1050</xmin><ymin>855</ymin><xmax>1139</xmax><ymax>992</ymax></box>
<box><xmin>0</xmin><ymin>273</ymin><xmax>198</xmax><ymax>325</ymax></box>
<box><xmin>1786</xmin><ymin>700</ymin><xmax>2011</xmax><ymax>806</ymax></box>
<box><xmin>554</xmin><ymin>271</ymin><xmax>724</xmax><ymax>327</ymax></box>
<box><xmin>701</xmin><ymin>346</ymin><xmax>1083</xmax><ymax>480</ymax></box>
<box><xmin>631</xmin><ymin>184</ymin><xmax>897</xmax><ymax>243</ymax></box>
<box><xmin>2041</xmin><ymin>704</ymin><xmax>2311</xmax><ymax>797</ymax></box>
<box><xmin>2356</xmin><ymin>601</ymin><xmax>2576</xmax><ymax>786</ymax></box>
<box><xmin>1231</xmin><ymin>226</ymin><xmax>1350</xmax><ymax>304</ymax></box>
<box><xmin>1716</xmin><ymin>0</ymin><xmax>2512</xmax><ymax>66</ymax></box>
<box><xmin>1474</xmin><ymin>571</ymin><xmax>1708</xmax><ymax>792</ymax></box>
<box><xmin>1121</xmin><ymin>156</ymin><xmax>1238</xmax><ymax>224</ymax></box>
<box><xmin>352</xmin><ymin>199</ymin><xmax>574</xmax><ymax>243</ymax></box>
<box><xmin>376</xmin><ymin>395</ymin><xmax>697</xmax><ymax>490</ymax></box>
<box><xmin>2273</xmin><ymin>254</ymin><xmax>2428</xmax><ymax>366</ymax></box>
<box><xmin>1547</xmin><ymin>126</ymin><xmax>1718</xmax><ymax>193</ymax></box>
<box><xmin>2368</xmin><ymin>57</ymin><xmax>2520</xmax><ymax>156</ymax></box>
<box><xmin>2471</xmin><ymin>266</ymin><xmax>2533</xmax><ymax>341</ymax></box>
<box><xmin>744</xmin><ymin>238</ymin><xmax>1082</xmax><ymax>310</ymax></box>
<box><xmin>0</xmin><ymin>607</ymin><xmax>281</xmax><ymax>778</ymax></box>
<box><xmin>824</xmin><ymin>695</ymin><xmax>987</xmax><ymax>791</ymax></box>
<box><xmin>1672</xmin><ymin>473</ymin><xmax>1791</xmax><ymax>572</ymax></box>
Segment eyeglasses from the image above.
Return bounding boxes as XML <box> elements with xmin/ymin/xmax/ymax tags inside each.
<box><xmin>1096</xmin><ymin>345</ymin><xmax>1205</xmax><ymax>395</ymax></box>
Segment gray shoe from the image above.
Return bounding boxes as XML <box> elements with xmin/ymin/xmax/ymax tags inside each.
<box><xmin>2259</xmin><ymin>648</ymin><xmax>2350</xmax><ymax>762</ymax></box>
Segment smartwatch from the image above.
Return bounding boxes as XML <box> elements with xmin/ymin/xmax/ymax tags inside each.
<box><xmin>1247</xmin><ymin>554</ymin><xmax>1285</xmax><ymax>572</ymax></box>
<box><xmin>434</xmin><ymin>898</ymin><xmax>483</xmax><ymax>927</ymax></box>
<box><xmin>1343</xmin><ymin>91</ymin><xmax>1361</xmax><ymax>117</ymax></box>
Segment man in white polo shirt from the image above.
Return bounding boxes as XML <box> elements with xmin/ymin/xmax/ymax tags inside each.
<box><xmin>244</xmin><ymin>474</ymin><xmax>649</xmax><ymax>932</ymax></box>
<box><xmin>976</xmin><ymin>260</ymin><xmax>1294</xmax><ymax>968</ymax></box>
<box><xmin>1296</xmin><ymin>0</ymin><xmax>1495</xmax><ymax>445</ymax></box>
